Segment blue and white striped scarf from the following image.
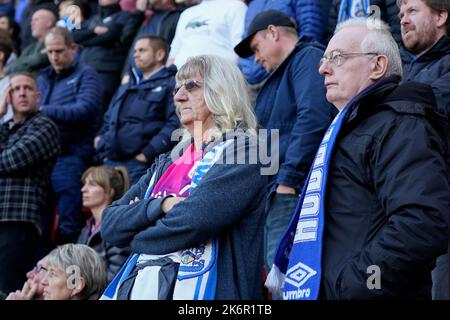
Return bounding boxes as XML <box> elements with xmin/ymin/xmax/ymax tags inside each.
<box><xmin>100</xmin><ymin>140</ymin><xmax>232</xmax><ymax>300</ymax></box>
<box><xmin>265</xmin><ymin>105</ymin><xmax>350</xmax><ymax>300</ymax></box>
<box><xmin>265</xmin><ymin>79</ymin><xmax>393</xmax><ymax>300</ymax></box>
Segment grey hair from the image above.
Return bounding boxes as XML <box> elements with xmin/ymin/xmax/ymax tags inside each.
<box><xmin>175</xmin><ymin>54</ymin><xmax>258</xmax><ymax>138</ymax></box>
<box><xmin>46</xmin><ymin>243</ymin><xmax>108</xmax><ymax>300</ymax></box>
<box><xmin>335</xmin><ymin>18</ymin><xmax>403</xmax><ymax>78</ymax></box>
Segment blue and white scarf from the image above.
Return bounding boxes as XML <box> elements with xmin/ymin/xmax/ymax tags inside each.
<box><xmin>265</xmin><ymin>105</ymin><xmax>351</xmax><ymax>300</ymax></box>
<box><xmin>338</xmin><ymin>0</ymin><xmax>371</xmax><ymax>24</ymax></box>
<box><xmin>265</xmin><ymin>78</ymin><xmax>394</xmax><ymax>300</ymax></box>
<box><xmin>101</xmin><ymin>140</ymin><xmax>232</xmax><ymax>300</ymax></box>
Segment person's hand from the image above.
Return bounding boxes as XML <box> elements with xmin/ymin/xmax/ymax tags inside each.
<box><xmin>0</xmin><ymin>82</ymin><xmax>11</xmax><ymax>118</ymax></box>
<box><xmin>20</xmin><ymin>281</ymin><xmax>38</xmax><ymax>300</ymax></box>
<box><xmin>161</xmin><ymin>197</ymin><xmax>185</xmax><ymax>213</ymax></box>
<box><xmin>276</xmin><ymin>184</ymin><xmax>296</xmax><ymax>194</ymax></box>
<box><xmin>135</xmin><ymin>153</ymin><xmax>147</xmax><ymax>163</ymax></box>
<box><xmin>136</xmin><ymin>0</ymin><xmax>149</xmax><ymax>12</ymax></box>
<box><xmin>5</xmin><ymin>282</ymin><xmax>37</xmax><ymax>300</ymax></box>
<box><xmin>94</xmin><ymin>26</ymin><xmax>108</xmax><ymax>35</ymax></box>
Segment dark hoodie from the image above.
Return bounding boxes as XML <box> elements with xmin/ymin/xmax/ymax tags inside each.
<box><xmin>96</xmin><ymin>64</ymin><xmax>179</xmax><ymax>163</ymax></box>
<box><xmin>321</xmin><ymin>77</ymin><xmax>450</xmax><ymax>299</ymax></box>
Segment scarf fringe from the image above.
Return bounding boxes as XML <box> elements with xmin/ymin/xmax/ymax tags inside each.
<box><xmin>265</xmin><ymin>264</ymin><xmax>285</xmax><ymax>297</ymax></box>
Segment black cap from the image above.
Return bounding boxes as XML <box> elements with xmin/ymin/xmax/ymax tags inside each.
<box><xmin>234</xmin><ymin>10</ymin><xmax>296</xmax><ymax>58</ymax></box>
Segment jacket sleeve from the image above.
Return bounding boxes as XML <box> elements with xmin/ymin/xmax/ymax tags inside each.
<box><xmin>294</xmin><ymin>0</ymin><xmax>324</xmax><ymax>41</ymax></box>
<box><xmin>120</xmin><ymin>10</ymin><xmax>145</xmax><ymax>47</ymax></box>
<box><xmin>336</xmin><ymin>115</ymin><xmax>450</xmax><ymax>299</ymax></box>
<box><xmin>81</xmin><ymin>23</ymin><xmax>123</xmax><ymax>47</ymax></box>
<box><xmin>40</xmin><ymin>68</ymin><xmax>103</xmax><ymax>123</ymax></box>
<box><xmin>101</xmin><ymin>157</ymin><xmax>167</xmax><ymax>247</ymax></box>
<box><xmin>104</xmin><ymin>242</ymin><xmax>131</xmax><ymax>282</ymax></box>
<box><xmin>0</xmin><ymin>116</ymin><xmax>60</xmax><ymax>173</ymax></box>
<box><xmin>141</xmin><ymin>81</ymin><xmax>180</xmax><ymax>163</ymax></box>
<box><xmin>11</xmin><ymin>45</ymin><xmax>49</xmax><ymax>73</ymax></box>
<box><xmin>276</xmin><ymin>46</ymin><xmax>335</xmax><ymax>190</ymax></box>
<box><xmin>128</xmin><ymin>143</ymin><xmax>267</xmax><ymax>255</ymax></box>
<box><xmin>97</xmin><ymin>88</ymin><xmax>121</xmax><ymax>137</ymax></box>
<box><xmin>428</xmin><ymin>70</ymin><xmax>450</xmax><ymax>116</ymax></box>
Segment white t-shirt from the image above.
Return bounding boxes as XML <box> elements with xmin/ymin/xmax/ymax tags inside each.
<box><xmin>169</xmin><ymin>0</ymin><xmax>247</xmax><ymax>68</ymax></box>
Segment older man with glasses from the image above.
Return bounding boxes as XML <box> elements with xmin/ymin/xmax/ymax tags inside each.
<box><xmin>267</xmin><ymin>18</ymin><xmax>450</xmax><ymax>300</ymax></box>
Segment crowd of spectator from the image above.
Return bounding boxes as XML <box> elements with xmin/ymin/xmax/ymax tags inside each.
<box><xmin>0</xmin><ymin>0</ymin><xmax>449</xmax><ymax>301</ymax></box>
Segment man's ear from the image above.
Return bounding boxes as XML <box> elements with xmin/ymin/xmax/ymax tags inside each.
<box><xmin>436</xmin><ymin>10</ymin><xmax>448</xmax><ymax>30</ymax></box>
<box><xmin>369</xmin><ymin>55</ymin><xmax>389</xmax><ymax>81</ymax></box>
<box><xmin>267</xmin><ymin>25</ymin><xmax>280</xmax><ymax>41</ymax></box>
<box><xmin>0</xmin><ymin>52</ymin><xmax>4</xmax><ymax>67</ymax></box>
<box><xmin>156</xmin><ymin>49</ymin><xmax>166</xmax><ymax>63</ymax></box>
<box><xmin>70</xmin><ymin>43</ymin><xmax>78</xmax><ymax>54</ymax></box>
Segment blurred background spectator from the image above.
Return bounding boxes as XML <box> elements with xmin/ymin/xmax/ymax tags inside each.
<box><xmin>78</xmin><ymin>165</ymin><xmax>131</xmax><ymax>282</ymax></box>
<box><xmin>42</xmin><ymin>243</ymin><xmax>107</xmax><ymax>300</ymax></box>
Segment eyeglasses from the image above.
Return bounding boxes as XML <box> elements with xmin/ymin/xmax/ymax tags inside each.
<box><xmin>173</xmin><ymin>79</ymin><xmax>203</xmax><ymax>96</ymax></box>
<box><xmin>319</xmin><ymin>50</ymin><xmax>379</xmax><ymax>67</ymax></box>
<box><xmin>33</xmin><ymin>264</ymin><xmax>48</xmax><ymax>273</ymax></box>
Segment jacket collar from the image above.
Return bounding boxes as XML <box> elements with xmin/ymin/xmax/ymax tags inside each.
<box><xmin>129</xmin><ymin>64</ymin><xmax>177</xmax><ymax>87</ymax></box>
<box><xmin>345</xmin><ymin>76</ymin><xmax>401</xmax><ymax>124</ymax></box>
<box><xmin>41</xmin><ymin>54</ymin><xmax>81</xmax><ymax>79</ymax></box>
<box><xmin>401</xmin><ymin>35</ymin><xmax>450</xmax><ymax>63</ymax></box>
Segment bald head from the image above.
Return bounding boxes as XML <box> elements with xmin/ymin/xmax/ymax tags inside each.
<box><xmin>31</xmin><ymin>9</ymin><xmax>56</xmax><ymax>42</ymax></box>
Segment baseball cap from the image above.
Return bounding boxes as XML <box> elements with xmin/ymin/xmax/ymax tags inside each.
<box><xmin>234</xmin><ymin>10</ymin><xmax>296</xmax><ymax>58</ymax></box>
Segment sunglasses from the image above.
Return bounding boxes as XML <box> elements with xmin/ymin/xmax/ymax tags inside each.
<box><xmin>173</xmin><ymin>79</ymin><xmax>203</xmax><ymax>96</ymax></box>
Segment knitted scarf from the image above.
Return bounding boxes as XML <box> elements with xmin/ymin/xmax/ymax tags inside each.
<box><xmin>265</xmin><ymin>79</ymin><xmax>392</xmax><ymax>300</ymax></box>
<box><xmin>100</xmin><ymin>140</ymin><xmax>232</xmax><ymax>300</ymax></box>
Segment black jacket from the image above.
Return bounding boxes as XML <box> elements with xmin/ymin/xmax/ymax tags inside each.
<box><xmin>401</xmin><ymin>36</ymin><xmax>450</xmax><ymax>181</ymax></box>
<box><xmin>321</xmin><ymin>77</ymin><xmax>450</xmax><ymax>299</ymax></box>
<box><xmin>120</xmin><ymin>8</ymin><xmax>183</xmax><ymax>77</ymax></box>
<box><xmin>78</xmin><ymin>218</ymin><xmax>130</xmax><ymax>282</ymax></box>
<box><xmin>76</xmin><ymin>3</ymin><xmax>129</xmax><ymax>74</ymax></box>
<box><xmin>96</xmin><ymin>65</ymin><xmax>179</xmax><ymax>163</ymax></box>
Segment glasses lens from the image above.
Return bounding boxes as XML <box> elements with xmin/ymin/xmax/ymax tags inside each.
<box><xmin>319</xmin><ymin>57</ymin><xmax>326</xmax><ymax>67</ymax></box>
<box><xmin>173</xmin><ymin>85</ymin><xmax>181</xmax><ymax>96</ymax></box>
<box><xmin>184</xmin><ymin>80</ymin><xmax>197</xmax><ymax>91</ymax></box>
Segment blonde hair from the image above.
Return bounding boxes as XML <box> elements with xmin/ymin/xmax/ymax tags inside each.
<box><xmin>175</xmin><ymin>54</ymin><xmax>258</xmax><ymax>138</ymax></box>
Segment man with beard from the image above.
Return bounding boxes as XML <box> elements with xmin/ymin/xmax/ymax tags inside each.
<box><xmin>398</xmin><ymin>0</ymin><xmax>450</xmax><ymax>299</ymax></box>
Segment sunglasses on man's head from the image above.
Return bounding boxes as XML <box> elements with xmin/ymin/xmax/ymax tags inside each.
<box><xmin>173</xmin><ymin>79</ymin><xmax>203</xmax><ymax>96</ymax></box>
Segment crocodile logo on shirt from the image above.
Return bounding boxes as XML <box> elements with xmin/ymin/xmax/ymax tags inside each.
<box><xmin>185</xmin><ymin>18</ymin><xmax>209</xmax><ymax>30</ymax></box>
